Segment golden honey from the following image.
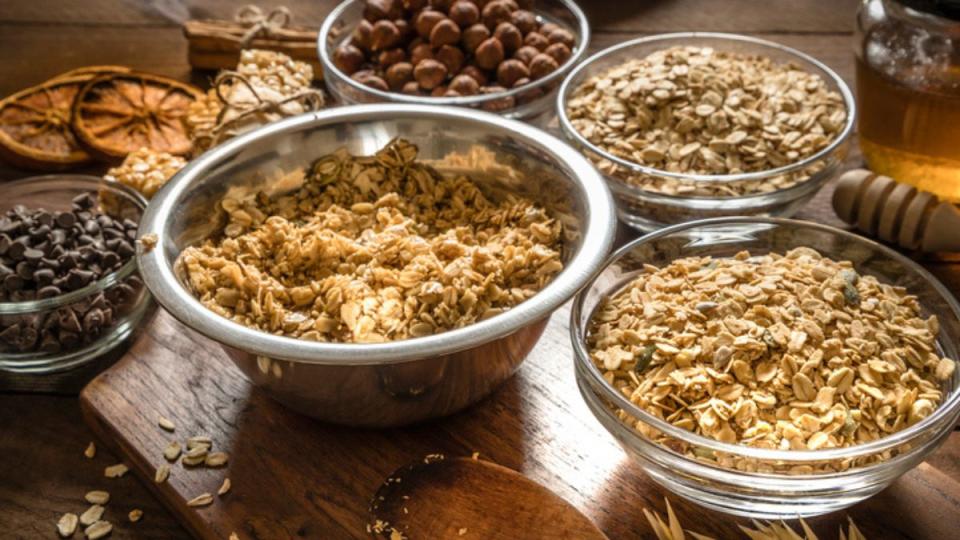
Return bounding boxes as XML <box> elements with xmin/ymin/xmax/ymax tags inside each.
<box><xmin>856</xmin><ymin>56</ymin><xmax>960</xmax><ymax>202</ymax></box>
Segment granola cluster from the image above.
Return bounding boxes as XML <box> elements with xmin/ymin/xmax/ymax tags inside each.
<box><xmin>180</xmin><ymin>139</ymin><xmax>563</xmax><ymax>343</ymax></box>
<box><xmin>588</xmin><ymin>248</ymin><xmax>955</xmax><ymax>455</ymax></box>
<box><xmin>566</xmin><ymin>46</ymin><xmax>846</xmax><ymax>197</ymax></box>
<box><xmin>104</xmin><ymin>147</ymin><xmax>186</xmax><ymax>198</ymax></box>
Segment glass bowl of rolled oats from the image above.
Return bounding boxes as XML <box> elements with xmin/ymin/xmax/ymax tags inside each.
<box><xmin>571</xmin><ymin>217</ymin><xmax>960</xmax><ymax>518</ymax></box>
<box><xmin>138</xmin><ymin>104</ymin><xmax>615</xmax><ymax>427</ymax></box>
<box><xmin>557</xmin><ymin>33</ymin><xmax>855</xmax><ymax>231</ymax></box>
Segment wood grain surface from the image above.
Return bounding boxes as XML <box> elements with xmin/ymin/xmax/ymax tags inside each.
<box><xmin>2</xmin><ymin>0</ymin><xmax>960</xmax><ymax>539</ymax></box>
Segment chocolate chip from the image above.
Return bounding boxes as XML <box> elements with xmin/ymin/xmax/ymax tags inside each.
<box><xmin>37</xmin><ymin>285</ymin><xmax>61</xmax><ymax>299</ymax></box>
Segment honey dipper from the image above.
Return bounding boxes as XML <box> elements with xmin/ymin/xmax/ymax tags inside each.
<box><xmin>832</xmin><ymin>168</ymin><xmax>960</xmax><ymax>252</ymax></box>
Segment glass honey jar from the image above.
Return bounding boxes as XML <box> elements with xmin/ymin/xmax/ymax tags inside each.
<box><xmin>856</xmin><ymin>0</ymin><xmax>960</xmax><ymax>202</ymax></box>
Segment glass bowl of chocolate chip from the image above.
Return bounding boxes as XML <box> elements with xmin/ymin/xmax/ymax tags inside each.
<box><xmin>571</xmin><ymin>217</ymin><xmax>960</xmax><ymax>519</ymax></box>
<box><xmin>319</xmin><ymin>0</ymin><xmax>589</xmax><ymax>121</ymax></box>
<box><xmin>558</xmin><ymin>33</ymin><xmax>855</xmax><ymax>231</ymax></box>
<box><xmin>0</xmin><ymin>175</ymin><xmax>151</xmax><ymax>373</ymax></box>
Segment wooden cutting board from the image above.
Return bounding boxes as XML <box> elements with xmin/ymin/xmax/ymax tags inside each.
<box><xmin>78</xmin><ymin>307</ymin><xmax>960</xmax><ymax>540</ymax></box>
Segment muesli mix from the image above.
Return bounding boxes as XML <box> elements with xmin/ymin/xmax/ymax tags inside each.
<box><xmin>179</xmin><ymin>138</ymin><xmax>563</xmax><ymax>343</ymax></box>
<box><xmin>587</xmin><ymin>248</ymin><xmax>955</xmax><ymax>460</ymax></box>
<box><xmin>565</xmin><ymin>46</ymin><xmax>847</xmax><ymax>197</ymax></box>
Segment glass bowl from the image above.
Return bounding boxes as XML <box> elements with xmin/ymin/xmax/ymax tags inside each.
<box><xmin>557</xmin><ymin>33</ymin><xmax>856</xmax><ymax>232</ymax></box>
<box><xmin>318</xmin><ymin>0</ymin><xmax>590</xmax><ymax>122</ymax></box>
<box><xmin>570</xmin><ymin>218</ymin><xmax>960</xmax><ymax>518</ymax></box>
<box><xmin>0</xmin><ymin>175</ymin><xmax>151</xmax><ymax>374</ymax></box>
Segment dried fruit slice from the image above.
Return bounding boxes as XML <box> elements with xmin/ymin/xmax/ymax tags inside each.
<box><xmin>0</xmin><ymin>76</ymin><xmax>94</xmax><ymax>170</ymax></box>
<box><xmin>72</xmin><ymin>73</ymin><xmax>203</xmax><ymax>161</ymax></box>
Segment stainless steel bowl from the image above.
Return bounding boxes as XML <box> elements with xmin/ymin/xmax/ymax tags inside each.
<box><xmin>138</xmin><ymin>104</ymin><xmax>616</xmax><ymax>427</ymax></box>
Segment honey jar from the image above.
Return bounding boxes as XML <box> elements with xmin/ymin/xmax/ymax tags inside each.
<box><xmin>856</xmin><ymin>0</ymin><xmax>960</xmax><ymax>202</ymax></box>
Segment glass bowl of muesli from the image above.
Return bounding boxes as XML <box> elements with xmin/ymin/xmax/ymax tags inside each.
<box><xmin>556</xmin><ymin>33</ymin><xmax>855</xmax><ymax>231</ymax></box>
<box><xmin>571</xmin><ymin>217</ymin><xmax>960</xmax><ymax>518</ymax></box>
<box><xmin>138</xmin><ymin>104</ymin><xmax>615</xmax><ymax>427</ymax></box>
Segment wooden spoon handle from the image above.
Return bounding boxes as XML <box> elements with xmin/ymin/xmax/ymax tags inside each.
<box><xmin>832</xmin><ymin>168</ymin><xmax>960</xmax><ymax>252</ymax></box>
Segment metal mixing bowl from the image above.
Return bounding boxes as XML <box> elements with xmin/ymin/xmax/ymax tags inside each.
<box><xmin>138</xmin><ymin>104</ymin><xmax>615</xmax><ymax>427</ymax></box>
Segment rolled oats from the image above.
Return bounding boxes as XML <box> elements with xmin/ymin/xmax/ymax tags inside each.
<box><xmin>566</xmin><ymin>46</ymin><xmax>846</xmax><ymax>197</ymax></box>
<box><xmin>588</xmin><ymin>248</ymin><xmax>955</xmax><ymax>465</ymax></box>
<box><xmin>180</xmin><ymin>139</ymin><xmax>564</xmax><ymax>343</ymax></box>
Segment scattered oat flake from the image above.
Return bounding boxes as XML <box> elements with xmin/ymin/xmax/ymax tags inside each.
<box><xmin>205</xmin><ymin>451</ymin><xmax>229</xmax><ymax>467</ymax></box>
<box><xmin>157</xmin><ymin>415</ymin><xmax>175</xmax><ymax>432</ymax></box>
<box><xmin>128</xmin><ymin>509</ymin><xmax>143</xmax><ymax>523</ymax></box>
<box><xmin>84</xmin><ymin>520</ymin><xmax>113</xmax><ymax>540</ymax></box>
<box><xmin>458</xmin><ymin>527</ymin><xmax>468</xmax><ymax>536</ymax></box>
<box><xmin>155</xmin><ymin>463</ymin><xmax>170</xmax><ymax>484</ymax></box>
<box><xmin>163</xmin><ymin>441</ymin><xmax>182</xmax><ymax>462</ymax></box>
<box><xmin>104</xmin><ymin>463</ymin><xmax>129</xmax><ymax>478</ymax></box>
<box><xmin>56</xmin><ymin>512</ymin><xmax>78</xmax><ymax>538</ymax></box>
<box><xmin>218</xmin><ymin>477</ymin><xmax>232</xmax><ymax>496</ymax></box>
<box><xmin>230</xmin><ymin>534</ymin><xmax>239</xmax><ymax>540</ymax></box>
<box><xmin>138</xmin><ymin>232</ymin><xmax>159</xmax><ymax>252</ymax></box>
<box><xmin>79</xmin><ymin>505</ymin><xmax>105</xmax><ymax>527</ymax></box>
<box><xmin>84</xmin><ymin>490</ymin><xmax>110</xmax><ymax>505</ymax></box>
<box><xmin>471</xmin><ymin>452</ymin><xmax>479</xmax><ymax>460</ymax></box>
<box><xmin>84</xmin><ymin>442</ymin><xmax>96</xmax><ymax>459</ymax></box>
<box><xmin>187</xmin><ymin>493</ymin><xmax>214</xmax><ymax>507</ymax></box>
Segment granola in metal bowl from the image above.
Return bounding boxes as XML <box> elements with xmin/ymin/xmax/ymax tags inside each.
<box><xmin>587</xmin><ymin>247</ymin><xmax>956</xmax><ymax>454</ymax></box>
<box><xmin>179</xmin><ymin>139</ymin><xmax>564</xmax><ymax>343</ymax></box>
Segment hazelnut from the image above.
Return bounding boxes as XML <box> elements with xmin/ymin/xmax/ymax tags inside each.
<box><xmin>546</xmin><ymin>27</ymin><xmax>575</xmax><ymax>48</ymax></box>
<box><xmin>394</xmin><ymin>19</ymin><xmax>413</xmax><ymax>42</ymax></box>
<box><xmin>496</xmin><ymin>58</ymin><xmax>528</xmax><ymax>87</ymax></box>
<box><xmin>513</xmin><ymin>45</ymin><xmax>538</xmax><ymax>65</ymax></box>
<box><xmin>333</xmin><ymin>44</ymin><xmax>365</xmax><ymax>74</ymax></box>
<box><xmin>410</xmin><ymin>42</ymin><xmax>434</xmax><ymax>65</ymax></box>
<box><xmin>364</xmin><ymin>0</ymin><xmax>399</xmax><ymax>22</ymax></box>
<box><xmin>493</xmin><ymin>22</ymin><xmax>522</xmax><ymax>53</ymax></box>
<box><xmin>449</xmin><ymin>1</ymin><xmax>480</xmax><ymax>27</ymax></box>
<box><xmin>403</xmin><ymin>0</ymin><xmax>428</xmax><ymax>10</ymax></box>
<box><xmin>529</xmin><ymin>53</ymin><xmax>559</xmax><ymax>79</ymax></box>
<box><xmin>385</xmin><ymin>62</ymin><xmax>415</xmax><ymax>90</ymax></box>
<box><xmin>378</xmin><ymin>47</ymin><xmax>407</xmax><ymax>67</ymax></box>
<box><xmin>430</xmin><ymin>84</ymin><xmax>450</xmax><ymax>97</ymax></box>
<box><xmin>351</xmin><ymin>19</ymin><xmax>374</xmax><ymax>50</ymax></box>
<box><xmin>539</xmin><ymin>22</ymin><xmax>560</xmax><ymax>35</ymax></box>
<box><xmin>430</xmin><ymin>18</ymin><xmax>461</xmax><ymax>47</ymax></box>
<box><xmin>459</xmin><ymin>65</ymin><xmax>488</xmax><ymax>85</ymax></box>
<box><xmin>479</xmin><ymin>85</ymin><xmax>516</xmax><ymax>112</ymax></box>
<box><xmin>370</xmin><ymin>20</ymin><xmax>402</xmax><ymax>50</ymax></box>
<box><xmin>415</xmin><ymin>9</ymin><xmax>446</xmax><ymax>38</ymax></box>
<box><xmin>461</xmin><ymin>23</ymin><xmax>491</xmax><ymax>52</ymax></box>
<box><xmin>474</xmin><ymin>37</ymin><xmax>504</xmax><ymax>70</ymax></box>
<box><xmin>354</xmin><ymin>72</ymin><xmax>389</xmax><ymax>92</ymax></box>
<box><xmin>435</xmin><ymin>44</ymin><xmax>465</xmax><ymax>74</ymax></box>
<box><xmin>523</xmin><ymin>31</ymin><xmax>549</xmax><ymax>51</ymax></box>
<box><xmin>443</xmin><ymin>88</ymin><xmax>462</xmax><ymax>97</ymax></box>
<box><xmin>449</xmin><ymin>74</ymin><xmax>480</xmax><ymax>95</ymax></box>
<box><xmin>544</xmin><ymin>42</ymin><xmax>572</xmax><ymax>64</ymax></box>
<box><xmin>481</xmin><ymin>1</ymin><xmax>512</xmax><ymax>30</ymax></box>
<box><xmin>401</xmin><ymin>80</ymin><xmax>422</xmax><ymax>94</ymax></box>
<box><xmin>510</xmin><ymin>10</ymin><xmax>537</xmax><ymax>34</ymax></box>
<box><xmin>502</xmin><ymin>0</ymin><xmax>519</xmax><ymax>9</ymax></box>
<box><xmin>513</xmin><ymin>77</ymin><xmax>543</xmax><ymax>104</ymax></box>
<box><xmin>414</xmin><ymin>58</ymin><xmax>448</xmax><ymax>89</ymax></box>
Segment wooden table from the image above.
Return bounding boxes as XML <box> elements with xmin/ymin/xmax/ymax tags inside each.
<box><xmin>1</xmin><ymin>1</ymin><xmax>958</xmax><ymax>539</ymax></box>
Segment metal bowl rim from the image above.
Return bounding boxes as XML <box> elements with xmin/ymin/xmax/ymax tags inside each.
<box><xmin>138</xmin><ymin>104</ymin><xmax>616</xmax><ymax>365</ymax></box>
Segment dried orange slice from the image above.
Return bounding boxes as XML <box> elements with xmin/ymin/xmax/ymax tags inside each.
<box><xmin>51</xmin><ymin>65</ymin><xmax>131</xmax><ymax>81</ymax></box>
<box><xmin>0</xmin><ymin>76</ymin><xmax>94</xmax><ymax>170</ymax></box>
<box><xmin>72</xmin><ymin>73</ymin><xmax>203</xmax><ymax>161</ymax></box>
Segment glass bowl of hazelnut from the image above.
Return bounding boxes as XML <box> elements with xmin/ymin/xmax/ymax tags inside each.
<box><xmin>319</xmin><ymin>0</ymin><xmax>589</xmax><ymax>121</ymax></box>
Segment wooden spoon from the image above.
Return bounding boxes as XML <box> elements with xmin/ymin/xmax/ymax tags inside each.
<box><xmin>369</xmin><ymin>454</ymin><xmax>608</xmax><ymax>540</ymax></box>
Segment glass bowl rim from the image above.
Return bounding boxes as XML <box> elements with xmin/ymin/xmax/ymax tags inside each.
<box><xmin>555</xmin><ymin>32</ymin><xmax>857</xmax><ymax>184</ymax></box>
<box><xmin>570</xmin><ymin>216</ymin><xmax>960</xmax><ymax>463</ymax></box>
<box><xmin>317</xmin><ymin>0</ymin><xmax>591</xmax><ymax>106</ymax></box>
<box><xmin>0</xmin><ymin>174</ymin><xmax>147</xmax><ymax>315</ymax></box>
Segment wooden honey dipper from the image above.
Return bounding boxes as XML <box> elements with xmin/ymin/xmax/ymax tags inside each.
<box><xmin>833</xmin><ymin>168</ymin><xmax>960</xmax><ymax>252</ymax></box>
